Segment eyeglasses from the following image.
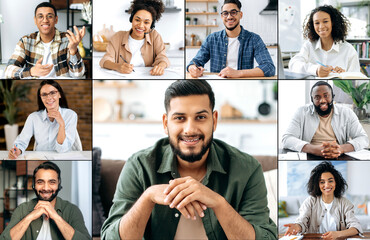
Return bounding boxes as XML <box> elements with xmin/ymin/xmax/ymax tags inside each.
<box><xmin>40</xmin><ymin>90</ymin><xmax>58</xmax><ymax>98</ymax></box>
<box><xmin>36</xmin><ymin>14</ymin><xmax>55</xmax><ymax>21</ymax></box>
<box><xmin>221</xmin><ymin>10</ymin><xmax>240</xmax><ymax>18</ymax></box>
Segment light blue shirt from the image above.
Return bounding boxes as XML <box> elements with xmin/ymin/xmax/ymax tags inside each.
<box><xmin>282</xmin><ymin>104</ymin><xmax>369</xmax><ymax>152</ymax></box>
<box><xmin>14</xmin><ymin>107</ymin><xmax>77</xmax><ymax>153</ymax></box>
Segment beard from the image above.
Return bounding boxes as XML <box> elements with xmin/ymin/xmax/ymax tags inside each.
<box><xmin>224</xmin><ymin>20</ymin><xmax>240</xmax><ymax>31</ymax></box>
<box><xmin>169</xmin><ymin>133</ymin><xmax>213</xmax><ymax>163</ymax></box>
<box><xmin>34</xmin><ymin>187</ymin><xmax>61</xmax><ymax>202</ymax></box>
<box><xmin>314</xmin><ymin>100</ymin><xmax>333</xmax><ymax>116</ymax></box>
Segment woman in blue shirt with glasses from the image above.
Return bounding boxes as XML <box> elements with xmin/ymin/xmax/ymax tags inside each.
<box><xmin>8</xmin><ymin>80</ymin><xmax>78</xmax><ymax>159</ymax></box>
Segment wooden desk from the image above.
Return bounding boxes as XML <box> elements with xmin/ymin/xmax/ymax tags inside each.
<box><xmin>0</xmin><ymin>151</ymin><xmax>92</xmax><ymax>160</ymax></box>
<box><xmin>186</xmin><ymin>72</ymin><xmax>277</xmax><ymax>79</ymax></box>
<box><xmin>279</xmin><ymin>148</ymin><xmax>360</xmax><ymax>160</ymax></box>
<box><xmin>279</xmin><ymin>232</ymin><xmax>370</xmax><ymax>239</ymax></box>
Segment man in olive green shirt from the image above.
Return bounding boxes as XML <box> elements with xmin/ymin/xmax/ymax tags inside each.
<box><xmin>0</xmin><ymin>162</ymin><xmax>90</xmax><ymax>240</ymax></box>
<box><xmin>101</xmin><ymin>80</ymin><xmax>276</xmax><ymax>239</ymax></box>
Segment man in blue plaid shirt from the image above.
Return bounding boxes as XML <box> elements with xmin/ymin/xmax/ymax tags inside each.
<box><xmin>187</xmin><ymin>0</ymin><xmax>275</xmax><ymax>78</ymax></box>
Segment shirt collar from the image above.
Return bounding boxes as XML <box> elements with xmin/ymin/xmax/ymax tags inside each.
<box><xmin>315</xmin><ymin>39</ymin><xmax>339</xmax><ymax>52</ymax></box>
<box><xmin>221</xmin><ymin>25</ymin><xmax>247</xmax><ymax>40</ymax></box>
<box><xmin>123</xmin><ymin>30</ymin><xmax>152</xmax><ymax>46</ymax></box>
<box><xmin>41</xmin><ymin>107</ymin><xmax>62</xmax><ymax>121</ymax></box>
<box><xmin>157</xmin><ymin>140</ymin><xmax>227</xmax><ymax>177</ymax></box>
<box><xmin>35</xmin><ymin>28</ymin><xmax>61</xmax><ymax>45</ymax></box>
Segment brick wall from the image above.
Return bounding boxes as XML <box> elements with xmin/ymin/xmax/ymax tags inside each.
<box><xmin>15</xmin><ymin>80</ymin><xmax>92</xmax><ymax>150</ymax></box>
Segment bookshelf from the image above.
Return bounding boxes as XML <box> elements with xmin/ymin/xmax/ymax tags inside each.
<box><xmin>347</xmin><ymin>38</ymin><xmax>370</xmax><ymax>76</ymax></box>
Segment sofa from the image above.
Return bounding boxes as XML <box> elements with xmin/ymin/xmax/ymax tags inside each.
<box><xmin>92</xmin><ymin>147</ymin><xmax>277</xmax><ymax>237</ymax></box>
<box><xmin>278</xmin><ymin>195</ymin><xmax>370</xmax><ymax>234</ymax></box>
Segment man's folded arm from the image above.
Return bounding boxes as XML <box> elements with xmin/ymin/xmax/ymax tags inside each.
<box><xmin>252</xmin><ymin>35</ymin><xmax>275</xmax><ymax>77</ymax></box>
<box><xmin>234</xmin><ymin>164</ymin><xmax>277</xmax><ymax>239</ymax></box>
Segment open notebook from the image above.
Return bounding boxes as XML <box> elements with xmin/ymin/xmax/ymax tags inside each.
<box><xmin>317</xmin><ymin>71</ymin><xmax>368</xmax><ymax>79</ymax></box>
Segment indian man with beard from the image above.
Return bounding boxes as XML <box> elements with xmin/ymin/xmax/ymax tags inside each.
<box><xmin>101</xmin><ymin>80</ymin><xmax>276</xmax><ymax>239</ymax></box>
<box><xmin>282</xmin><ymin>81</ymin><xmax>368</xmax><ymax>158</ymax></box>
<box><xmin>0</xmin><ymin>162</ymin><xmax>90</xmax><ymax>240</ymax></box>
<box><xmin>187</xmin><ymin>0</ymin><xmax>275</xmax><ymax>78</ymax></box>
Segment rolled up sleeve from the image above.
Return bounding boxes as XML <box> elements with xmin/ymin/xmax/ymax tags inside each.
<box><xmin>54</xmin><ymin>111</ymin><xmax>77</xmax><ymax>153</ymax></box>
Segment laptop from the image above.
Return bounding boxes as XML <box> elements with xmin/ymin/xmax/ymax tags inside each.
<box><xmin>278</xmin><ymin>45</ymin><xmax>314</xmax><ymax>79</ymax></box>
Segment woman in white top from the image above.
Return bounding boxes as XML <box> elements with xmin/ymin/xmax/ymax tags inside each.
<box><xmin>284</xmin><ymin>161</ymin><xmax>362</xmax><ymax>240</ymax></box>
<box><xmin>8</xmin><ymin>80</ymin><xmax>78</xmax><ymax>159</ymax></box>
<box><xmin>289</xmin><ymin>5</ymin><xmax>360</xmax><ymax>77</ymax></box>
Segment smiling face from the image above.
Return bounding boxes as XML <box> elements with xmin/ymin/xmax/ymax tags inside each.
<box><xmin>221</xmin><ymin>3</ymin><xmax>242</xmax><ymax>32</ymax></box>
<box><xmin>40</xmin><ymin>84</ymin><xmax>61</xmax><ymax>112</ymax></box>
<box><xmin>313</xmin><ymin>11</ymin><xmax>333</xmax><ymax>40</ymax></box>
<box><xmin>34</xmin><ymin>7</ymin><xmax>58</xmax><ymax>39</ymax></box>
<box><xmin>163</xmin><ymin>95</ymin><xmax>218</xmax><ymax>163</ymax></box>
<box><xmin>312</xmin><ymin>85</ymin><xmax>333</xmax><ymax>117</ymax></box>
<box><xmin>131</xmin><ymin>10</ymin><xmax>153</xmax><ymax>40</ymax></box>
<box><xmin>319</xmin><ymin>172</ymin><xmax>336</xmax><ymax>198</ymax></box>
<box><xmin>34</xmin><ymin>169</ymin><xmax>59</xmax><ymax>202</ymax></box>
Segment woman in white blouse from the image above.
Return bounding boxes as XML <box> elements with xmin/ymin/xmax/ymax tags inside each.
<box><xmin>284</xmin><ymin>161</ymin><xmax>362</xmax><ymax>240</ymax></box>
<box><xmin>8</xmin><ymin>80</ymin><xmax>78</xmax><ymax>159</ymax></box>
<box><xmin>289</xmin><ymin>5</ymin><xmax>360</xmax><ymax>77</ymax></box>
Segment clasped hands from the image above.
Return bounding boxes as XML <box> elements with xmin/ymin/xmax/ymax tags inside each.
<box><xmin>147</xmin><ymin>176</ymin><xmax>221</xmax><ymax>220</ymax></box>
<box><xmin>28</xmin><ymin>201</ymin><xmax>59</xmax><ymax>222</ymax></box>
<box><xmin>320</xmin><ymin>141</ymin><xmax>342</xmax><ymax>159</ymax></box>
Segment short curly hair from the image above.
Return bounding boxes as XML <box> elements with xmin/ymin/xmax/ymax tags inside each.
<box><xmin>128</xmin><ymin>0</ymin><xmax>165</xmax><ymax>29</ymax></box>
<box><xmin>303</xmin><ymin>5</ymin><xmax>350</xmax><ymax>43</ymax></box>
<box><xmin>307</xmin><ymin>161</ymin><xmax>348</xmax><ymax>198</ymax></box>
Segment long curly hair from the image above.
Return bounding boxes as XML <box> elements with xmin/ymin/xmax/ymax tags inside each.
<box><xmin>128</xmin><ymin>0</ymin><xmax>165</xmax><ymax>28</ymax></box>
<box><xmin>307</xmin><ymin>161</ymin><xmax>348</xmax><ymax>198</ymax></box>
<box><xmin>303</xmin><ymin>5</ymin><xmax>350</xmax><ymax>43</ymax></box>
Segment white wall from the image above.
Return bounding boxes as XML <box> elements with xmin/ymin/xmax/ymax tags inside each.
<box><xmin>93</xmin><ymin>0</ymin><xmax>184</xmax><ymax>50</ymax></box>
<box><xmin>278</xmin><ymin>80</ymin><xmax>309</xmax><ymax>145</ymax></box>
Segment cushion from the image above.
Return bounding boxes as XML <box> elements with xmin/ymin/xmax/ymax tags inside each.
<box><xmin>92</xmin><ymin>147</ymin><xmax>106</xmax><ymax>236</ymax></box>
<box><xmin>264</xmin><ymin>169</ymin><xmax>277</xmax><ymax>224</ymax></box>
<box><xmin>99</xmin><ymin>159</ymin><xmax>126</xmax><ymax>218</ymax></box>
<box><xmin>279</xmin><ymin>200</ymin><xmax>289</xmax><ymax>218</ymax></box>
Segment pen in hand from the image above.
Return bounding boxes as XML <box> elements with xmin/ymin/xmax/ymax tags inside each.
<box><xmin>120</xmin><ymin>55</ymin><xmax>135</xmax><ymax>72</ymax></box>
<box><xmin>192</xmin><ymin>61</ymin><xmax>201</xmax><ymax>70</ymax></box>
<box><xmin>315</xmin><ymin>60</ymin><xmax>335</xmax><ymax>72</ymax></box>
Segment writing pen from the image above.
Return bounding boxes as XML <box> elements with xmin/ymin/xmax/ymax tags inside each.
<box><xmin>120</xmin><ymin>55</ymin><xmax>135</xmax><ymax>72</ymax></box>
<box><xmin>192</xmin><ymin>61</ymin><xmax>201</xmax><ymax>70</ymax></box>
<box><xmin>315</xmin><ymin>60</ymin><xmax>335</xmax><ymax>72</ymax></box>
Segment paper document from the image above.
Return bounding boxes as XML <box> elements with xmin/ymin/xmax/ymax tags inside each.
<box><xmin>345</xmin><ymin>149</ymin><xmax>370</xmax><ymax>160</ymax></box>
<box><xmin>197</xmin><ymin>74</ymin><xmax>226</xmax><ymax>79</ymax></box>
<box><xmin>99</xmin><ymin>67</ymin><xmax>183</xmax><ymax>79</ymax></box>
<box><xmin>279</xmin><ymin>235</ymin><xmax>303</xmax><ymax>240</ymax></box>
<box><xmin>279</xmin><ymin>152</ymin><xmax>307</xmax><ymax>160</ymax></box>
<box><xmin>49</xmin><ymin>151</ymin><xmax>91</xmax><ymax>160</ymax></box>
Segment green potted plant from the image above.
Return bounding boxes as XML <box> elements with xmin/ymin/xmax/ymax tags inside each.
<box><xmin>186</xmin><ymin>16</ymin><xmax>191</xmax><ymax>25</ymax></box>
<box><xmin>272</xmin><ymin>81</ymin><xmax>278</xmax><ymax>100</ymax></box>
<box><xmin>213</xmin><ymin>6</ymin><xmax>217</xmax><ymax>12</ymax></box>
<box><xmin>0</xmin><ymin>80</ymin><xmax>31</xmax><ymax>150</ymax></box>
<box><xmin>333</xmin><ymin>80</ymin><xmax>370</xmax><ymax>120</ymax></box>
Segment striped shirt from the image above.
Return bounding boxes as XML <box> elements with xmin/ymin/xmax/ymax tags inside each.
<box><xmin>187</xmin><ymin>26</ymin><xmax>275</xmax><ymax>77</ymax></box>
<box><xmin>5</xmin><ymin>29</ymin><xmax>85</xmax><ymax>79</ymax></box>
